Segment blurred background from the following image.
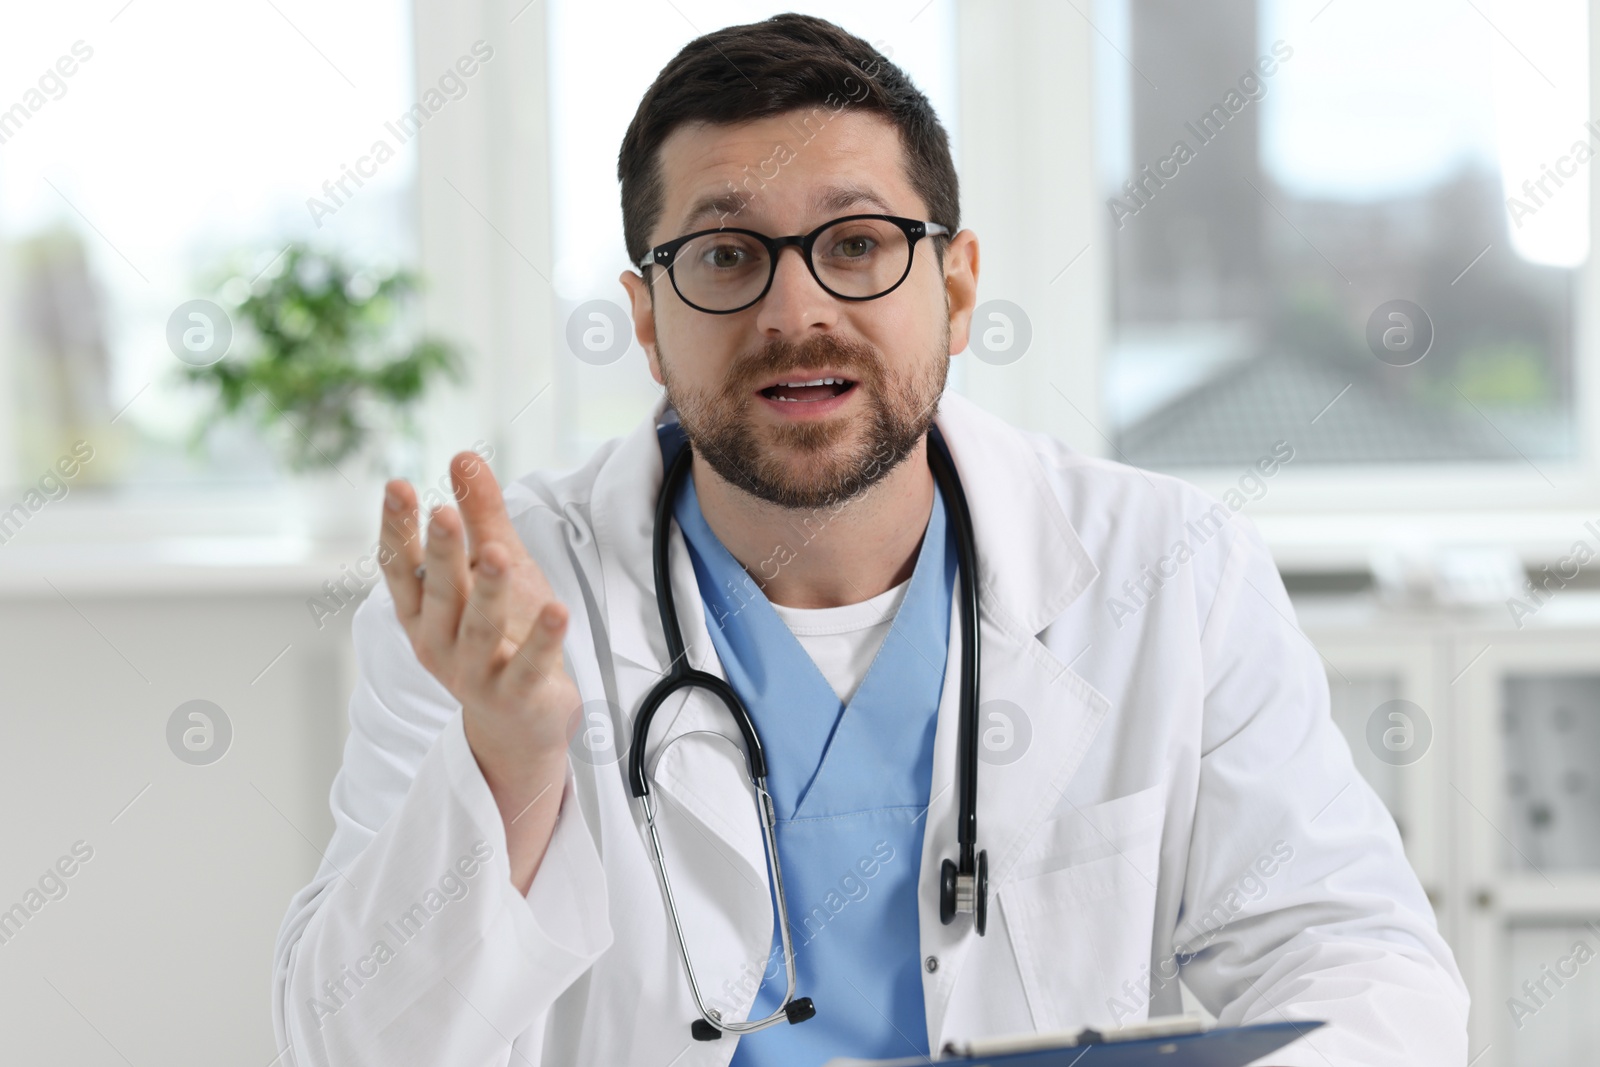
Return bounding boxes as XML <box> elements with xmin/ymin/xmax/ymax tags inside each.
<box><xmin>0</xmin><ymin>0</ymin><xmax>1595</xmax><ymax>1063</ymax></box>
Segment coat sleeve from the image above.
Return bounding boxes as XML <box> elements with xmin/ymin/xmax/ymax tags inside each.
<box><xmin>1174</xmin><ymin>513</ymin><xmax>1469</xmax><ymax>1067</ymax></box>
<box><xmin>270</xmin><ymin>579</ymin><xmax>614</xmax><ymax>1067</ymax></box>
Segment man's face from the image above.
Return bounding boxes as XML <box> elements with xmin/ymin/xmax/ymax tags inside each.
<box><xmin>621</xmin><ymin>109</ymin><xmax>976</xmax><ymax>510</ymax></box>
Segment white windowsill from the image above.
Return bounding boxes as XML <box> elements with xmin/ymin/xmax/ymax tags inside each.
<box><xmin>0</xmin><ymin>480</ymin><xmax>385</xmax><ymax>596</ymax></box>
<box><xmin>1253</xmin><ymin>509</ymin><xmax>1600</xmax><ymax>572</ymax></box>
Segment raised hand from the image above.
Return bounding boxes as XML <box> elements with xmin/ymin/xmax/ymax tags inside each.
<box><xmin>377</xmin><ymin>451</ymin><xmax>578</xmax><ymax>893</ymax></box>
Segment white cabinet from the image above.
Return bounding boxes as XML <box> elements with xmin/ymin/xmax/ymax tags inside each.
<box><xmin>1298</xmin><ymin>592</ymin><xmax>1600</xmax><ymax>1067</ymax></box>
<box><xmin>0</xmin><ymin>563</ymin><xmax>361</xmax><ymax>1067</ymax></box>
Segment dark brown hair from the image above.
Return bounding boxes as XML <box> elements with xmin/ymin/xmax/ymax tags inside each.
<box><xmin>616</xmin><ymin>13</ymin><xmax>959</xmax><ymax>270</ymax></box>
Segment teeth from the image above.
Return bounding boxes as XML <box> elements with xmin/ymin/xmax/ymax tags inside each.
<box><xmin>773</xmin><ymin>377</ymin><xmax>847</xmax><ymax>388</ymax></box>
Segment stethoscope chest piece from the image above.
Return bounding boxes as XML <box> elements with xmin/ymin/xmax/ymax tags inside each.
<box><xmin>938</xmin><ymin>849</ymin><xmax>988</xmax><ymax>936</ymax></box>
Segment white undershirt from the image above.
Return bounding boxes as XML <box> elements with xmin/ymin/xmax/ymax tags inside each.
<box><xmin>766</xmin><ymin>577</ymin><xmax>911</xmax><ymax>705</ymax></box>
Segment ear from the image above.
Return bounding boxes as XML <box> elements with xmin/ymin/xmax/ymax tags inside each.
<box><xmin>941</xmin><ymin>229</ymin><xmax>980</xmax><ymax>356</ymax></box>
<box><xmin>619</xmin><ymin>269</ymin><xmax>663</xmax><ymax>385</ymax></box>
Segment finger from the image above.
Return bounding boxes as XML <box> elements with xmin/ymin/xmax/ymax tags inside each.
<box><xmin>450</xmin><ymin>451</ymin><xmax>520</xmax><ymax>567</ymax></box>
<box><xmin>498</xmin><ymin>600</ymin><xmax>570</xmax><ymax>699</ymax></box>
<box><xmin>458</xmin><ymin>540</ymin><xmax>516</xmax><ymax>685</ymax></box>
<box><xmin>378</xmin><ymin>480</ymin><xmax>425</xmax><ymax>621</ymax></box>
<box><xmin>417</xmin><ymin>505</ymin><xmax>471</xmax><ymax>664</ymax></box>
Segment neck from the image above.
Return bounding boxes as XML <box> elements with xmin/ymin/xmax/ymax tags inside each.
<box><xmin>691</xmin><ymin>438</ymin><xmax>935</xmax><ymax>609</ymax></box>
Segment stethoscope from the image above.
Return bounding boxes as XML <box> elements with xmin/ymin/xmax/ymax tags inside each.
<box><xmin>627</xmin><ymin>427</ymin><xmax>987</xmax><ymax>1042</ymax></box>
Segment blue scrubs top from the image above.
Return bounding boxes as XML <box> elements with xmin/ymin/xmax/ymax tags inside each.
<box><xmin>657</xmin><ymin>422</ymin><xmax>955</xmax><ymax>1064</ymax></box>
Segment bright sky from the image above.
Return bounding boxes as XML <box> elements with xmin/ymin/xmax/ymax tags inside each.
<box><xmin>1096</xmin><ymin>0</ymin><xmax>1589</xmax><ymax>267</ymax></box>
<box><xmin>1260</xmin><ymin>0</ymin><xmax>1588</xmax><ymax>266</ymax></box>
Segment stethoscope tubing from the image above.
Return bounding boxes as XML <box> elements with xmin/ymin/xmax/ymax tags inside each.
<box><xmin>628</xmin><ymin>443</ymin><xmax>767</xmax><ymax>798</ymax></box>
<box><xmin>626</xmin><ymin>428</ymin><xmax>984</xmax><ymax>1039</ymax></box>
<box><xmin>926</xmin><ymin>429</ymin><xmax>983</xmax><ymax>888</ymax></box>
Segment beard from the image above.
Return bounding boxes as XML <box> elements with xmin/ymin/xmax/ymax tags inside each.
<box><xmin>659</xmin><ymin>325</ymin><xmax>950</xmax><ymax>510</ymax></box>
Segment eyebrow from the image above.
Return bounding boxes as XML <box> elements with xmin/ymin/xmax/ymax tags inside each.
<box><xmin>675</xmin><ymin>183</ymin><xmax>897</xmax><ymax>235</ymax></box>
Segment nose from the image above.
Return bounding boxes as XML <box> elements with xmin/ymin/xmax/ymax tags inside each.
<box><xmin>753</xmin><ymin>243</ymin><xmax>837</xmax><ymax>337</ymax></box>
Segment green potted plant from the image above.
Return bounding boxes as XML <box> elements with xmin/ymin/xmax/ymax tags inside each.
<box><xmin>182</xmin><ymin>243</ymin><xmax>464</xmax><ymax>476</ymax></box>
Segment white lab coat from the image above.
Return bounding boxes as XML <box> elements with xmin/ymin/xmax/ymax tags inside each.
<box><xmin>272</xmin><ymin>390</ymin><xmax>1469</xmax><ymax>1067</ymax></box>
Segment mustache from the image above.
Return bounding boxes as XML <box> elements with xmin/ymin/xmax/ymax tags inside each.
<box><xmin>727</xmin><ymin>336</ymin><xmax>884</xmax><ymax>392</ymax></box>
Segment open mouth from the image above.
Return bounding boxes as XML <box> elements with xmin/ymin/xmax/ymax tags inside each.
<box><xmin>757</xmin><ymin>376</ymin><xmax>857</xmax><ymax>403</ymax></box>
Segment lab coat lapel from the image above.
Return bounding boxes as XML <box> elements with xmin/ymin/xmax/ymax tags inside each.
<box><xmin>590</xmin><ymin>404</ymin><xmax>770</xmax><ymax>877</ymax></box>
<box><xmin>915</xmin><ymin>393</ymin><xmax>1112</xmax><ymax>1047</ymax></box>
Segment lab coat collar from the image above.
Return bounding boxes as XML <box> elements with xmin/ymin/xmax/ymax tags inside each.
<box><xmin>931</xmin><ymin>391</ymin><xmax>1100</xmax><ymax>637</ymax></box>
<box><xmin>592</xmin><ymin>389</ymin><xmax>1099</xmax><ymax>681</ymax></box>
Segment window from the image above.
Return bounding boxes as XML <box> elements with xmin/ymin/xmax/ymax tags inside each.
<box><xmin>1095</xmin><ymin>0</ymin><xmax>1587</xmax><ymax>469</ymax></box>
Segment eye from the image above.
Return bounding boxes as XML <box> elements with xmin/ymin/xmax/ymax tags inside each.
<box><xmin>831</xmin><ymin>234</ymin><xmax>877</xmax><ymax>259</ymax></box>
<box><xmin>701</xmin><ymin>243</ymin><xmax>749</xmax><ymax>270</ymax></box>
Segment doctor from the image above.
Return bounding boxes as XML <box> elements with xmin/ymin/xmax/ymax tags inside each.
<box><xmin>272</xmin><ymin>13</ymin><xmax>1467</xmax><ymax>1067</ymax></box>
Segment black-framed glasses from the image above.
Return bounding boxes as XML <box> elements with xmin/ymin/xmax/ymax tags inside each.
<box><xmin>637</xmin><ymin>213</ymin><xmax>951</xmax><ymax>314</ymax></box>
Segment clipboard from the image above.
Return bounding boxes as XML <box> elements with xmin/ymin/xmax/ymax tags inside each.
<box><xmin>822</xmin><ymin>1016</ymin><xmax>1326</xmax><ymax>1067</ymax></box>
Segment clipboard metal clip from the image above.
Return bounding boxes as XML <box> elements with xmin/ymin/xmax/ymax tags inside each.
<box><xmin>1074</xmin><ymin>1013</ymin><xmax>1208</xmax><ymax>1045</ymax></box>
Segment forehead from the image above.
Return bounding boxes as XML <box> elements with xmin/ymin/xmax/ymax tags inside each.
<box><xmin>653</xmin><ymin>108</ymin><xmax>923</xmax><ymax>237</ymax></box>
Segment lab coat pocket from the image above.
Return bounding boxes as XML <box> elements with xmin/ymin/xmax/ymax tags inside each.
<box><xmin>998</xmin><ymin>784</ymin><xmax>1167</xmax><ymax>1031</ymax></box>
